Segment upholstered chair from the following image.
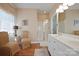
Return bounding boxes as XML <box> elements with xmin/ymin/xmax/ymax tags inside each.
<box><xmin>21</xmin><ymin>31</ymin><xmax>31</xmax><ymax>49</ymax></box>
<box><xmin>0</xmin><ymin>32</ymin><xmax>20</xmax><ymax>55</ymax></box>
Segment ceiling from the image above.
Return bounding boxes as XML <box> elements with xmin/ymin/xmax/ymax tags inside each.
<box><xmin>11</xmin><ymin>3</ymin><xmax>79</xmax><ymax>13</ymax></box>
<box><xmin>13</xmin><ymin>3</ymin><xmax>58</xmax><ymax>12</ymax></box>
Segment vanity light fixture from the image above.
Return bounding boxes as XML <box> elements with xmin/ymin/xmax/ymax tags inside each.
<box><xmin>67</xmin><ymin>3</ymin><xmax>75</xmax><ymax>6</ymax></box>
<box><xmin>56</xmin><ymin>2</ymin><xmax>75</xmax><ymax>13</ymax></box>
<box><xmin>63</xmin><ymin>0</ymin><xmax>75</xmax><ymax>6</ymax></box>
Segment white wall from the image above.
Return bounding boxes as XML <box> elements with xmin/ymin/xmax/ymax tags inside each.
<box><xmin>16</xmin><ymin>8</ymin><xmax>38</xmax><ymax>40</ymax></box>
<box><xmin>64</xmin><ymin>9</ymin><xmax>79</xmax><ymax>34</ymax></box>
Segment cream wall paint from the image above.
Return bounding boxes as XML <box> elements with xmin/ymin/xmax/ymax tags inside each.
<box><xmin>64</xmin><ymin>9</ymin><xmax>79</xmax><ymax>34</ymax></box>
<box><xmin>16</xmin><ymin>8</ymin><xmax>38</xmax><ymax>40</ymax></box>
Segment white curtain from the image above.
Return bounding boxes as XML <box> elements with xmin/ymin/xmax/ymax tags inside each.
<box><xmin>0</xmin><ymin>9</ymin><xmax>15</xmax><ymax>41</ymax></box>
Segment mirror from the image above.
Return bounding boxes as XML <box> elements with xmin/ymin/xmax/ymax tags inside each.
<box><xmin>58</xmin><ymin>3</ymin><xmax>79</xmax><ymax>35</ymax></box>
<box><xmin>51</xmin><ymin>13</ymin><xmax>58</xmax><ymax>34</ymax></box>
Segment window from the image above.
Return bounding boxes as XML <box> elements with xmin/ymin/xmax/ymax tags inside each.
<box><xmin>0</xmin><ymin>9</ymin><xmax>15</xmax><ymax>35</ymax></box>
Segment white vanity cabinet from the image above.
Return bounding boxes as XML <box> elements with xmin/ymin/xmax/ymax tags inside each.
<box><xmin>48</xmin><ymin>34</ymin><xmax>79</xmax><ymax>56</ymax></box>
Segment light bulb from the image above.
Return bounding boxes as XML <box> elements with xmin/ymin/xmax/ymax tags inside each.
<box><xmin>59</xmin><ymin>5</ymin><xmax>63</xmax><ymax>10</ymax></box>
<box><xmin>56</xmin><ymin>9</ymin><xmax>60</xmax><ymax>13</ymax></box>
<box><xmin>67</xmin><ymin>3</ymin><xmax>75</xmax><ymax>6</ymax></box>
<box><xmin>56</xmin><ymin>5</ymin><xmax>64</xmax><ymax>13</ymax></box>
<box><xmin>59</xmin><ymin>5</ymin><xmax>64</xmax><ymax>13</ymax></box>
<box><xmin>63</xmin><ymin>5</ymin><xmax>68</xmax><ymax>10</ymax></box>
<box><xmin>63</xmin><ymin>0</ymin><xmax>75</xmax><ymax>6</ymax></box>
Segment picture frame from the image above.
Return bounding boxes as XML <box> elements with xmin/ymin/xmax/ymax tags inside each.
<box><xmin>74</xmin><ymin>19</ymin><xmax>79</xmax><ymax>26</ymax></box>
<box><xmin>22</xmin><ymin>20</ymin><xmax>28</xmax><ymax>26</ymax></box>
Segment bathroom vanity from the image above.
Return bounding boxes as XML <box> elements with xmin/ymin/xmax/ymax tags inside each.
<box><xmin>48</xmin><ymin>33</ymin><xmax>79</xmax><ymax>56</ymax></box>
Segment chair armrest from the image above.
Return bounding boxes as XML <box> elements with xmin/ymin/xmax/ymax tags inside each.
<box><xmin>3</xmin><ymin>42</ymin><xmax>21</xmax><ymax>55</ymax></box>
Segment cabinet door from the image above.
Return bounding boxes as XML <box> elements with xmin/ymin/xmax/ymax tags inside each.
<box><xmin>64</xmin><ymin>48</ymin><xmax>79</xmax><ymax>56</ymax></box>
<box><xmin>48</xmin><ymin>37</ymin><xmax>57</xmax><ymax>56</ymax></box>
<box><xmin>52</xmin><ymin>40</ymin><xmax>66</xmax><ymax>56</ymax></box>
<box><xmin>53</xmin><ymin>39</ymin><xmax>79</xmax><ymax>56</ymax></box>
